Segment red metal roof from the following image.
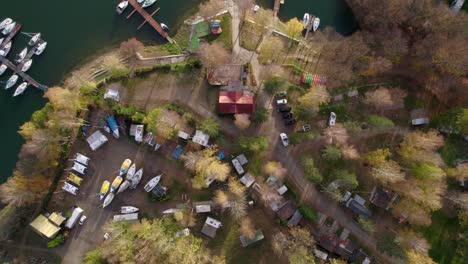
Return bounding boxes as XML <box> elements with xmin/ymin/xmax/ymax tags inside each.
<box><xmin>218</xmin><ymin>91</ymin><xmax>255</xmax><ymax>114</ymax></box>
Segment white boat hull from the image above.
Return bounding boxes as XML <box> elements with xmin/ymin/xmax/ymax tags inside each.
<box><xmin>313</xmin><ymin>18</ymin><xmax>320</xmax><ymax>32</ymax></box>
<box><xmin>121</xmin><ymin>206</ymin><xmax>139</xmax><ymax>214</ymax></box>
<box><xmin>126</xmin><ymin>164</ymin><xmax>136</xmax><ymax>180</ymax></box>
<box><xmin>103</xmin><ymin>192</ymin><xmax>115</xmax><ymax>208</ymax></box>
<box><xmin>144</xmin><ymin>175</ymin><xmax>161</xmax><ymax>192</ymax></box>
<box><xmin>131</xmin><ymin>168</ymin><xmax>143</xmax><ymax>188</ymax></box>
<box><xmin>35</xmin><ymin>42</ymin><xmax>47</xmax><ymax>55</ymax></box>
<box><xmin>0</xmin><ymin>42</ymin><xmax>12</xmax><ymax>57</ymax></box>
<box><xmin>0</xmin><ymin>64</ymin><xmax>6</xmax><ymax>76</ymax></box>
<box><xmin>117</xmin><ymin>1</ymin><xmax>129</xmax><ymax>14</ymax></box>
<box><xmin>5</xmin><ymin>75</ymin><xmax>18</xmax><ymax>89</ymax></box>
<box><xmin>117</xmin><ymin>180</ymin><xmax>130</xmax><ymax>194</ymax></box>
<box><xmin>13</xmin><ymin>82</ymin><xmax>28</xmax><ymax>97</ymax></box>
<box><xmin>303</xmin><ymin>13</ymin><xmax>310</xmax><ymax>28</ymax></box>
<box><xmin>0</xmin><ymin>18</ymin><xmax>12</xmax><ymax>30</ymax></box>
<box><xmin>142</xmin><ymin>0</ymin><xmax>157</xmax><ymax>8</ymax></box>
<box><xmin>29</xmin><ymin>33</ymin><xmax>41</xmax><ymax>46</ymax></box>
<box><xmin>2</xmin><ymin>22</ymin><xmax>15</xmax><ymax>35</ymax></box>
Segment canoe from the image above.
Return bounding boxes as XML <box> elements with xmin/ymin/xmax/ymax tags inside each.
<box><xmin>121</xmin><ymin>206</ymin><xmax>139</xmax><ymax>214</ymax></box>
<box><xmin>131</xmin><ymin>168</ymin><xmax>143</xmax><ymax>189</ymax></box>
<box><xmin>119</xmin><ymin>159</ymin><xmax>132</xmax><ymax>175</ymax></box>
<box><xmin>126</xmin><ymin>164</ymin><xmax>136</xmax><ymax>180</ymax></box>
<box><xmin>99</xmin><ymin>181</ymin><xmax>110</xmax><ymax>200</ymax></box>
<box><xmin>144</xmin><ymin>174</ymin><xmax>162</xmax><ymax>192</ymax></box>
<box><xmin>117</xmin><ymin>180</ymin><xmax>130</xmax><ymax>194</ymax></box>
<box><xmin>111</xmin><ymin>176</ymin><xmax>123</xmax><ymax>192</ymax></box>
<box><xmin>103</xmin><ymin>192</ymin><xmax>115</xmax><ymax>208</ymax></box>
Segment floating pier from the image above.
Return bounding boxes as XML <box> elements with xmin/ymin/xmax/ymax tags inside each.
<box><xmin>0</xmin><ymin>24</ymin><xmax>48</xmax><ymax>91</ymax></box>
<box><xmin>125</xmin><ymin>0</ymin><xmax>173</xmax><ymax>43</ymax></box>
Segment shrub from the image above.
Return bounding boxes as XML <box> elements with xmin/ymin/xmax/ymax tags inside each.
<box><xmin>367</xmin><ymin>115</ymin><xmax>395</xmax><ymax>129</ymax></box>
<box><xmin>264</xmin><ymin>77</ymin><xmax>289</xmax><ymax>95</ymax></box>
<box><xmin>238</xmin><ymin>136</ymin><xmax>269</xmax><ymax>153</ymax></box>
<box><xmin>47</xmin><ymin>234</ymin><xmax>65</xmax><ymax>248</ymax></box>
<box><xmin>252</xmin><ymin>107</ymin><xmax>269</xmax><ymax>124</ymax></box>
<box><xmin>301</xmin><ymin>157</ymin><xmax>323</xmax><ymax>183</ymax></box>
<box><xmin>299</xmin><ymin>206</ymin><xmax>317</xmax><ymax>222</ymax></box>
<box><xmin>322</xmin><ymin>145</ymin><xmax>342</xmax><ymax>161</ymax></box>
<box><xmin>199</xmin><ymin>118</ymin><xmax>220</xmax><ymax>137</ymax></box>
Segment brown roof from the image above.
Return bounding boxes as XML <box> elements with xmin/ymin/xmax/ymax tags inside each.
<box><xmin>218</xmin><ymin>90</ymin><xmax>255</xmax><ymax>114</ymax></box>
<box><xmin>277</xmin><ymin>202</ymin><xmax>296</xmax><ymax>221</ymax></box>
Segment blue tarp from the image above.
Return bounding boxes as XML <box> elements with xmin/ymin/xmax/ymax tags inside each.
<box><xmin>218</xmin><ymin>151</ymin><xmax>225</xmax><ymax>160</ymax></box>
<box><xmin>172</xmin><ymin>145</ymin><xmax>184</xmax><ymax>159</ymax></box>
<box><xmin>107</xmin><ymin>116</ymin><xmax>118</xmax><ymax>132</ymax></box>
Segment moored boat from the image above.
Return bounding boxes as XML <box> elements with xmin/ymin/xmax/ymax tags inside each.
<box><xmin>144</xmin><ymin>174</ymin><xmax>162</xmax><ymax>192</ymax></box>
<box><xmin>117</xmin><ymin>180</ymin><xmax>130</xmax><ymax>194</ymax></box>
<box><xmin>119</xmin><ymin>159</ymin><xmax>132</xmax><ymax>175</ymax></box>
<box><xmin>28</xmin><ymin>33</ymin><xmax>41</xmax><ymax>46</ymax></box>
<box><xmin>21</xmin><ymin>59</ymin><xmax>32</xmax><ymax>72</ymax></box>
<box><xmin>121</xmin><ymin>206</ymin><xmax>139</xmax><ymax>214</ymax></box>
<box><xmin>142</xmin><ymin>0</ymin><xmax>157</xmax><ymax>8</ymax></box>
<box><xmin>160</xmin><ymin>23</ymin><xmax>169</xmax><ymax>32</ymax></box>
<box><xmin>13</xmin><ymin>82</ymin><xmax>28</xmax><ymax>97</ymax></box>
<box><xmin>0</xmin><ymin>64</ymin><xmax>6</xmax><ymax>76</ymax></box>
<box><xmin>137</xmin><ymin>0</ymin><xmax>144</xmax><ymax>3</ymax></box>
<box><xmin>0</xmin><ymin>41</ymin><xmax>12</xmax><ymax>57</ymax></box>
<box><xmin>0</xmin><ymin>38</ymin><xmax>3</xmax><ymax>46</ymax></box>
<box><xmin>2</xmin><ymin>22</ymin><xmax>15</xmax><ymax>35</ymax></box>
<box><xmin>35</xmin><ymin>42</ymin><xmax>47</xmax><ymax>55</ymax></box>
<box><xmin>99</xmin><ymin>181</ymin><xmax>110</xmax><ymax>200</ymax></box>
<box><xmin>5</xmin><ymin>74</ymin><xmax>18</xmax><ymax>89</ymax></box>
<box><xmin>303</xmin><ymin>13</ymin><xmax>310</xmax><ymax>28</ymax></box>
<box><xmin>111</xmin><ymin>176</ymin><xmax>123</xmax><ymax>192</ymax></box>
<box><xmin>131</xmin><ymin>168</ymin><xmax>143</xmax><ymax>188</ymax></box>
<box><xmin>15</xmin><ymin>47</ymin><xmax>28</xmax><ymax>63</ymax></box>
<box><xmin>0</xmin><ymin>18</ymin><xmax>13</xmax><ymax>30</ymax></box>
<box><xmin>313</xmin><ymin>17</ymin><xmax>320</xmax><ymax>32</ymax></box>
<box><xmin>103</xmin><ymin>192</ymin><xmax>115</xmax><ymax>208</ymax></box>
<box><xmin>126</xmin><ymin>164</ymin><xmax>136</xmax><ymax>180</ymax></box>
<box><xmin>116</xmin><ymin>1</ymin><xmax>129</xmax><ymax>14</ymax></box>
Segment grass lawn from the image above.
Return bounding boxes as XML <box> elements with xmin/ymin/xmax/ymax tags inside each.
<box><xmin>203</xmin><ymin>14</ymin><xmax>233</xmax><ymax>51</ymax></box>
<box><xmin>423</xmin><ymin>210</ymin><xmax>466</xmax><ymax>264</ymax></box>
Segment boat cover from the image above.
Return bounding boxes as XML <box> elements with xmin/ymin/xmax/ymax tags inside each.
<box><xmin>86</xmin><ymin>130</ymin><xmax>109</xmax><ymax>151</ymax></box>
<box><xmin>62</xmin><ymin>182</ymin><xmax>79</xmax><ymax>195</ymax></box>
<box><xmin>75</xmin><ymin>153</ymin><xmax>90</xmax><ymax>165</ymax></box>
<box><xmin>72</xmin><ymin>162</ymin><xmax>87</xmax><ymax>175</ymax></box>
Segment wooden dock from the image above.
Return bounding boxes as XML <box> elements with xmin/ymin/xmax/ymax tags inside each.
<box><xmin>0</xmin><ymin>24</ymin><xmax>48</xmax><ymax>91</ymax></box>
<box><xmin>125</xmin><ymin>0</ymin><xmax>173</xmax><ymax>42</ymax></box>
<box><xmin>273</xmin><ymin>0</ymin><xmax>281</xmax><ymax>17</ymax></box>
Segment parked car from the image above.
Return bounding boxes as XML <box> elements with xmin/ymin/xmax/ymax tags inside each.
<box><xmin>79</xmin><ymin>215</ymin><xmax>87</xmax><ymax>225</ymax></box>
<box><xmin>284</xmin><ymin>119</ymin><xmax>297</xmax><ymax>126</ymax></box>
<box><xmin>276</xmin><ymin>99</ymin><xmax>288</xmax><ymax>105</ymax></box>
<box><xmin>275</xmin><ymin>91</ymin><xmax>287</xmax><ymax>98</ymax></box>
<box><xmin>329</xmin><ymin>112</ymin><xmax>337</xmax><ymax>126</ymax></box>
<box><xmin>278</xmin><ymin>106</ymin><xmax>291</xmax><ymax>113</ymax></box>
<box><xmin>280</xmin><ymin>133</ymin><xmax>289</xmax><ymax>147</ymax></box>
<box><xmin>282</xmin><ymin>112</ymin><xmax>293</xmax><ymax>119</ymax></box>
<box><xmin>302</xmin><ymin>124</ymin><xmax>311</xmax><ymax>132</ymax></box>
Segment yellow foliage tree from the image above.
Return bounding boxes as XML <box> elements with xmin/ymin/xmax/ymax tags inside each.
<box><xmin>285</xmin><ymin>18</ymin><xmax>304</xmax><ymax>39</ymax></box>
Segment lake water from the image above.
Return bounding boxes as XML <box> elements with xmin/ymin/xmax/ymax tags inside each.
<box><xmin>0</xmin><ymin>0</ymin><xmax>356</xmax><ymax>183</ymax></box>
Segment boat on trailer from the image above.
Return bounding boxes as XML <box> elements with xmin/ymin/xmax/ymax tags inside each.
<box><xmin>119</xmin><ymin>159</ymin><xmax>132</xmax><ymax>175</ymax></box>
<box><xmin>99</xmin><ymin>181</ymin><xmax>110</xmax><ymax>200</ymax></box>
<box><xmin>131</xmin><ymin>168</ymin><xmax>143</xmax><ymax>188</ymax></box>
<box><xmin>117</xmin><ymin>180</ymin><xmax>131</xmax><ymax>194</ymax></box>
<box><xmin>126</xmin><ymin>164</ymin><xmax>136</xmax><ymax>180</ymax></box>
<box><xmin>111</xmin><ymin>176</ymin><xmax>123</xmax><ymax>192</ymax></box>
<box><xmin>103</xmin><ymin>192</ymin><xmax>115</xmax><ymax>208</ymax></box>
<box><xmin>121</xmin><ymin>206</ymin><xmax>139</xmax><ymax>214</ymax></box>
<box><xmin>13</xmin><ymin>82</ymin><xmax>28</xmax><ymax>97</ymax></box>
<box><xmin>144</xmin><ymin>174</ymin><xmax>162</xmax><ymax>192</ymax></box>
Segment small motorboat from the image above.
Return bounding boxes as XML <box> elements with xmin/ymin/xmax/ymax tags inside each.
<box><xmin>5</xmin><ymin>74</ymin><xmax>18</xmax><ymax>89</ymax></box>
<box><xmin>99</xmin><ymin>181</ymin><xmax>110</xmax><ymax>200</ymax></box>
<box><xmin>0</xmin><ymin>41</ymin><xmax>12</xmax><ymax>57</ymax></box>
<box><xmin>21</xmin><ymin>59</ymin><xmax>32</xmax><ymax>72</ymax></box>
<box><xmin>35</xmin><ymin>42</ymin><xmax>47</xmax><ymax>55</ymax></box>
<box><xmin>135</xmin><ymin>125</ymin><xmax>144</xmax><ymax>142</ymax></box>
<box><xmin>313</xmin><ymin>17</ymin><xmax>320</xmax><ymax>32</ymax></box>
<box><xmin>303</xmin><ymin>13</ymin><xmax>310</xmax><ymax>28</ymax></box>
<box><xmin>119</xmin><ymin>159</ymin><xmax>132</xmax><ymax>175</ymax></box>
<box><xmin>160</xmin><ymin>23</ymin><xmax>169</xmax><ymax>32</ymax></box>
<box><xmin>0</xmin><ymin>18</ymin><xmax>13</xmax><ymax>30</ymax></box>
<box><xmin>142</xmin><ymin>0</ymin><xmax>157</xmax><ymax>8</ymax></box>
<box><xmin>131</xmin><ymin>168</ymin><xmax>143</xmax><ymax>188</ymax></box>
<box><xmin>117</xmin><ymin>180</ymin><xmax>130</xmax><ymax>194</ymax></box>
<box><xmin>2</xmin><ymin>22</ymin><xmax>16</xmax><ymax>35</ymax></box>
<box><xmin>13</xmin><ymin>82</ymin><xmax>28</xmax><ymax>97</ymax></box>
<box><xmin>144</xmin><ymin>174</ymin><xmax>162</xmax><ymax>192</ymax></box>
<box><xmin>0</xmin><ymin>64</ymin><xmax>7</xmax><ymax>76</ymax></box>
<box><xmin>0</xmin><ymin>38</ymin><xmax>3</xmax><ymax>46</ymax></box>
<box><xmin>15</xmin><ymin>47</ymin><xmax>28</xmax><ymax>63</ymax></box>
<box><xmin>103</xmin><ymin>192</ymin><xmax>115</xmax><ymax>208</ymax></box>
<box><xmin>126</xmin><ymin>164</ymin><xmax>136</xmax><ymax>180</ymax></box>
<box><xmin>28</xmin><ymin>33</ymin><xmax>41</xmax><ymax>46</ymax></box>
<box><xmin>121</xmin><ymin>206</ymin><xmax>139</xmax><ymax>214</ymax></box>
<box><xmin>116</xmin><ymin>1</ymin><xmax>129</xmax><ymax>15</ymax></box>
<box><xmin>111</xmin><ymin>176</ymin><xmax>123</xmax><ymax>192</ymax></box>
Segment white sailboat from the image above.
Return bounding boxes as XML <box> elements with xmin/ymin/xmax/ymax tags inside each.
<box><xmin>121</xmin><ymin>206</ymin><xmax>139</xmax><ymax>214</ymax></box>
<box><xmin>117</xmin><ymin>180</ymin><xmax>130</xmax><ymax>194</ymax></box>
<box><xmin>21</xmin><ymin>59</ymin><xmax>32</xmax><ymax>72</ymax></box>
<box><xmin>160</xmin><ymin>23</ymin><xmax>169</xmax><ymax>32</ymax></box>
<box><xmin>130</xmin><ymin>168</ymin><xmax>143</xmax><ymax>189</ymax></box>
<box><xmin>0</xmin><ymin>38</ymin><xmax>4</xmax><ymax>46</ymax></box>
<box><xmin>0</xmin><ymin>64</ymin><xmax>6</xmax><ymax>76</ymax></box>
<box><xmin>116</xmin><ymin>1</ymin><xmax>129</xmax><ymax>14</ymax></box>
<box><xmin>13</xmin><ymin>82</ymin><xmax>28</xmax><ymax>97</ymax></box>
<box><xmin>0</xmin><ymin>41</ymin><xmax>12</xmax><ymax>57</ymax></box>
<box><xmin>144</xmin><ymin>174</ymin><xmax>161</xmax><ymax>192</ymax></box>
<box><xmin>5</xmin><ymin>74</ymin><xmax>18</xmax><ymax>89</ymax></box>
<box><xmin>142</xmin><ymin>0</ymin><xmax>157</xmax><ymax>8</ymax></box>
<box><xmin>2</xmin><ymin>22</ymin><xmax>16</xmax><ymax>35</ymax></box>
<box><xmin>0</xmin><ymin>18</ymin><xmax>13</xmax><ymax>30</ymax></box>
<box><xmin>35</xmin><ymin>42</ymin><xmax>47</xmax><ymax>55</ymax></box>
<box><xmin>126</xmin><ymin>164</ymin><xmax>136</xmax><ymax>180</ymax></box>
<box><xmin>313</xmin><ymin>17</ymin><xmax>320</xmax><ymax>32</ymax></box>
<box><xmin>303</xmin><ymin>13</ymin><xmax>310</xmax><ymax>28</ymax></box>
<box><xmin>103</xmin><ymin>192</ymin><xmax>115</xmax><ymax>208</ymax></box>
<box><xmin>15</xmin><ymin>47</ymin><xmax>28</xmax><ymax>63</ymax></box>
<box><xmin>28</xmin><ymin>33</ymin><xmax>41</xmax><ymax>46</ymax></box>
<box><xmin>137</xmin><ymin>0</ymin><xmax>144</xmax><ymax>3</ymax></box>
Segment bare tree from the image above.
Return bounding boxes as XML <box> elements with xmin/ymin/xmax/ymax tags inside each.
<box><xmin>239</xmin><ymin>217</ymin><xmax>256</xmax><ymax>239</ymax></box>
<box><xmin>119</xmin><ymin>38</ymin><xmax>144</xmax><ymax>69</ymax></box>
<box><xmin>234</xmin><ymin>114</ymin><xmax>251</xmax><ymax>130</ymax></box>
<box><xmin>0</xmin><ymin>172</ymin><xmax>51</xmax><ymax>207</ymax></box>
<box><xmin>198</xmin><ymin>42</ymin><xmax>230</xmax><ymax>74</ymax></box>
<box><xmin>263</xmin><ymin>161</ymin><xmax>287</xmax><ymax>180</ymax></box>
<box><xmin>396</xmin><ymin>228</ymin><xmax>430</xmax><ymax>254</ymax></box>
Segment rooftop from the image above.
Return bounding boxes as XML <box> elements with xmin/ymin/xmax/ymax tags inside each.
<box><xmin>218</xmin><ymin>90</ymin><xmax>255</xmax><ymax>114</ymax></box>
<box><xmin>277</xmin><ymin>201</ymin><xmax>296</xmax><ymax>221</ymax></box>
<box><xmin>239</xmin><ymin>230</ymin><xmax>265</xmax><ymax>247</ymax></box>
<box><xmin>192</xmin><ymin>130</ymin><xmax>210</xmax><ymax>147</ymax></box>
<box><xmin>30</xmin><ymin>215</ymin><xmax>61</xmax><ymax>239</ymax></box>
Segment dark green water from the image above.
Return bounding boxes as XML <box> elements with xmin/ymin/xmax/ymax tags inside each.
<box><xmin>0</xmin><ymin>0</ymin><xmax>356</xmax><ymax>183</ymax></box>
<box><xmin>0</xmin><ymin>0</ymin><xmax>203</xmax><ymax>182</ymax></box>
<box><xmin>257</xmin><ymin>0</ymin><xmax>358</xmax><ymax>35</ymax></box>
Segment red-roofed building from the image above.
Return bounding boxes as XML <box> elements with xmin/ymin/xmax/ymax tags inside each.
<box><xmin>218</xmin><ymin>90</ymin><xmax>255</xmax><ymax>114</ymax></box>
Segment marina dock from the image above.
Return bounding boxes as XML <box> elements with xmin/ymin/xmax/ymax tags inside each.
<box><xmin>125</xmin><ymin>0</ymin><xmax>173</xmax><ymax>43</ymax></box>
<box><xmin>0</xmin><ymin>24</ymin><xmax>48</xmax><ymax>91</ymax></box>
<box><xmin>273</xmin><ymin>0</ymin><xmax>281</xmax><ymax>17</ymax></box>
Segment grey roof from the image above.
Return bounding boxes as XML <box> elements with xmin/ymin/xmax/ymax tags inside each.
<box><xmin>410</xmin><ymin>109</ymin><xmax>429</xmax><ymax>125</ymax></box>
<box><xmin>240</xmin><ymin>230</ymin><xmax>264</xmax><ymax>247</ymax></box>
<box><xmin>346</xmin><ymin>199</ymin><xmax>372</xmax><ymax>217</ymax></box>
<box><xmin>369</xmin><ymin>187</ymin><xmax>392</xmax><ymax>208</ymax></box>
<box><xmin>277</xmin><ymin>201</ymin><xmax>296</xmax><ymax>221</ymax></box>
<box><xmin>287</xmin><ymin>210</ymin><xmax>303</xmax><ymax>227</ymax></box>
<box><xmin>201</xmin><ymin>224</ymin><xmax>218</xmax><ymax>238</ymax></box>
<box><xmin>236</xmin><ymin>154</ymin><xmax>248</xmax><ymax>165</ymax></box>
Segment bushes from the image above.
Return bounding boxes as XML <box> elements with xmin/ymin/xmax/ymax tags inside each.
<box><xmin>301</xmin><ymin>156</ymin><xmax>322</xmax><ymax>183</ymax></box>
<box><xmin>238</xmin><ymin>136</ymin><xmax>269</xmax><ymax>154</ymax></box>
<box><xmin>47</xmin><ymin>234</ymin><xmax>66</xmax><ymax>248</ymax></box>
<box><xmin>367</xmin><ymin>115</ymin><xmax>395</xmax><ymax>129</ymax></box>
<box><xmin>299</xmin><ymin>206</ymin><xmax>317</xmax><ymax>222</ymax></box>
<box><xmin>322</xmin><ymin>146</ymin><xmax>343</xmax><ymax>161</ymax></box>
<box><xmin>264</xmin><ymin>76</ymin><xmax>289</xmax><ymax>95</ymax></box>
<box><xmin>199</xmin><ymin>118</ymin><xmax>221</xmax><ymax>137</ymax></box>
<box><xmin>252</xmin><ymin>107</ymin><xmax>269</xmax><ymax>124</ymax></box>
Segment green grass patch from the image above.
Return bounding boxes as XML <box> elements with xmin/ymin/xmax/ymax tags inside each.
<box><xmin>319</xmin><ymin>104</ymin><xmax>349</xmax><ymax>121</ymax></box>
<box><xmin>367</xmin><ymin>115</ymin><xmax>395</xmax><ymax>129</ymax></box>
<box><xmin>423</xmin><ymin>210</ymin><xmax>465</xmax><ymax>264</ymax></box>
<box><xmin>203</xmin><ymin>15</ymin><xmax>233</xmax><ymax>51</ymax></box>
<box><xmin>248</xmin><ymin>155</ymin><xmax>265</xmax><ymax>177</ymax></box>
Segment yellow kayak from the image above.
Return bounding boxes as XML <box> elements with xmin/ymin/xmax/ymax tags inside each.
<box><xmin>111</xmin><ymin>176</ymin><xmax>123</xmax><ymax>192</ymax></box>
<box><xmin>99</xmin><ymin>181</ymin><xmax>110</xmax><ymax>200</ymax></box>
<box><xmin>119</xmin><ymin>159</ymin><xmax>132</xmax><ymax>175</ymax></box>
<box><xmin>67</xmin><ymin>173</ymin><xmax>83</xmax><ymax>186</ymax></box>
